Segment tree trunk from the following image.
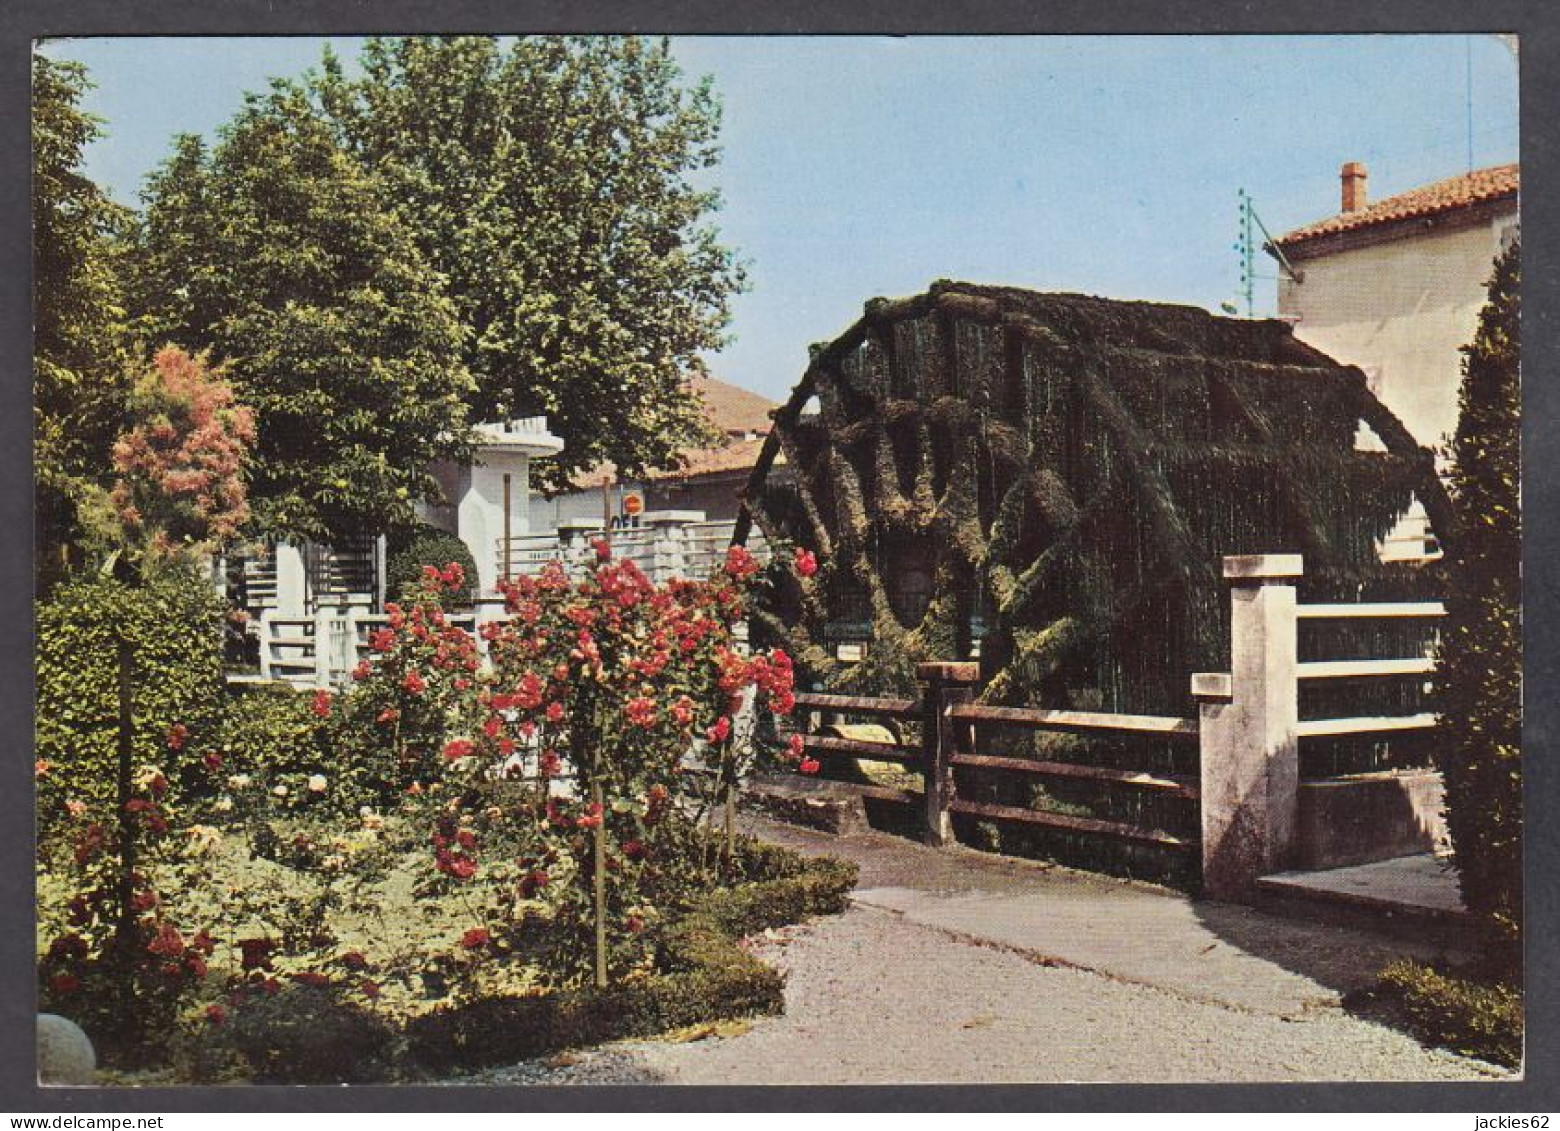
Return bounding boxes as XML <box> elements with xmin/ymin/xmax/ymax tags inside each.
<box><xmin>592</xmin><ymin>775</ymin><xmax>607</xmax><ymax>989</ymax></box>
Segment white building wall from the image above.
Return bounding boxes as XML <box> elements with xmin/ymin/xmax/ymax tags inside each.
<box><xmin>1277</xmin><ymin>210</ymin><xmax>1517</xmax><ymax>456</ymax></box>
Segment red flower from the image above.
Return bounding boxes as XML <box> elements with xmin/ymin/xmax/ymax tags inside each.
<box><xmin>625</xmin><ymin>696</ymin><xmax>658</xmax><ymax>728</ymax></box>
<box><xmin>290</xmin><ymin>971</ymin><xmax>330</xmax><ymax>988</ymax></box>
<box><xmin>166</xmin><ymin>723</ymin><xmax>189</xmax><ymax>751</ymax></box>
<box><xmin>459</xmin><ymin>927</ymin><xmax>490</xmax><ymax>950</ymax></box>
<box><xmin>340</xmin><ymin>951</ymin><xmax>369</xmax><ymax>971</ymax></box>
<box><xmin>482</xmin><ymin>714</ymin><xmax>503</xmax><ymax>739</ymax></box>
<box><xmin>794</xmin><ymin>547</ymin><xmax>819</xmax><ymax>578</ymax></box>
<box><xmin>706</xmin><ymin>716</ymin><xmax>732</xmax><ymax>744</ymax></box>
<box><xmin>238</xmin><ymin>937</ymin><xmax>275</xmax><ymax>972</ymax></box>
<box><xmin>352</xmin><ymin>660</ymin><xmax>373</xmax><ymax>681</ymax></box>
<box><xmin>369</xmin><ymin>628</ymin><xmax>396</xmax><ymax>653</ymax></box>
<box><xmin>799</xmin><ymin>757</ymin><xmax>821</xmax><ymax>775</ymax></box>
<box><xmin>49</xmin><ymin>973</ymin><xmax>81</xmax><ymax>995</ymax></box>
<box><xmin>575</xmin><ymin>802</ymin><xmax>604</xmax><ymax>830</ymax></box>
<box><xmin>591</xmin><ymin>538</ymin><xmax>612</xmax><ymax>562</ymax></box>
<box><xmin>360</xmin><ymin>979</ymin><xmax>381</xmax><ymax>1000</ymax></box>
<box><xmin>311</xmin><ymin>690</ymin><xmax>334</xmax><ymax>718</ymax></box>
<box><xmin>724</xmin><ymin>545</ymin><xmax>760</xmax><ymax>580</ymax></box>
<box><xmin>545</xmin><ymin>701</ymin><xmax>565</xmax><ymax>724</ymax></box>
<box><xmin>785</xmin><ymin>733</ymin><xmax>806</xmax><ymax>763</ymax></box>
<box><xmin>442</xmin><ymin>738</ymin><xmax>475</xmax><ymax>762</ymax></box>
<box><xmin>402</xmin><ymin>670</ymin><xmax>427</xmax><ymax>696</ymax></box>
<box><xmin>205</xmin><ymin>1004</ymin><xmax>227</xmax><ymax>1025</ymax></box>
<box><xmin>146</xmin><ymin>923</ymin><xmax>185</xmax><ymax>957</ymax></box>
<box><xmin>203</xmin><ymin>750</ymin><xmax>223</xmax><ymax>772</ymax></box>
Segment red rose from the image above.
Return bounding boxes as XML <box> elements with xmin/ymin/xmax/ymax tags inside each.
<box><xmin>49</xmin><ymin>973</ymin><xmax>81</xmax><ymax>995</ymax></box>
<box><xmin>205</xmin><ymin>1003</ymin><xmax>227</xmax><ymax>1025</ymax></box>
<box><xmin>459</xmin><ymin>927</ymin><xmax>491</xmax><ymax>950</ymax></box>
<box><xmin>166</xmin><ymin>723</ymin><xmax>189</xmax><ymax>751</ymax></box>
<box><xmin>311</xmin><ymin>690</ymin><xmax>333</xmax><ymax>718</ymax></box>
<box><xmin>146</xmin><ymin>923</ymin><xmax>185</xmax><ymax>957</ymax></box>
<box><xmin>794</xmin><ymin>548</ymin><xmax>819</xmax><ymax>578</ymax></box>
<box><xmin>340</xmin><ymin>951</ymin><xmax>369</xmax><ymax>971</ymax></box>
<box><xmin>442</xmin><ymin>738</ymin><xmax>475</xmax><ymax>762</ymax></box>
<box><xmin>799</xmin><ymin>757</ymin><xmax>821</xmax><ymax>775</ymax></box>
<box><xmin>291</xmin><ymin>971</ymin><xmax>330</xmax><ymax>988</ymax></box>
<box><xmin>360</xmin><ymin>979</ymin><xmax>381</xmax><ymax>1000</ymax></box>
<box><xmin>203</xmin><ymin>750</ymin><xmax>223</xmax><ymax>772</ymax></box>
<box><xmin>402</xmin><ymin>670</ymin><xmax>427</xmax><ymax>696</ymax></box>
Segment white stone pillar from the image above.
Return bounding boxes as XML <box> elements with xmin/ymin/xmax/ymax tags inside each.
<box><xmin>1193</xmin><ymin>553</ymin><xmax>1302</xmax><ymax>901</ymax></box>
<box><xmin>274</xmin><ymin>542</ymin><xmax>307</xmax><ymax>618</ymax></box>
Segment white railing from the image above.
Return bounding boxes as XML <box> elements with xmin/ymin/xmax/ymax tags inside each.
<box><xmin>496</xmin><ymin>518</ymin><xmax>770</xmax><ymax>585</ymax></box>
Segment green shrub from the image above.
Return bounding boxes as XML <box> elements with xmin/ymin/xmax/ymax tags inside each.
<box><xmin>385</xmin><ymin>524</ymin><xmax>476</xmax><ymax>609</ymax></box>
<box><xmin>1374</xmin><ymin>959</ymin><xmax>1522</xmax><ymax>1069</ymax></box>
<box><xmin>219</xmin><ymin>983</ymin><xmax>398</xmax><ymax>1084</ymax></box>
<box><xmin>1435</xmin><ymin>239</ymin><xmax>1522</xmax><ymax>957</ymax></box>
<box><xmin>36</xmin><ymin>569</ymin><xmax>225</xmax><ymax>828</ymax></box>
<box><xmin>405</xmin><ymin>845</ymin><xmax>857</xmax><ymax>1071</ymax></box>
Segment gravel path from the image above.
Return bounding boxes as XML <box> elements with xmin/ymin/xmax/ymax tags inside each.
<box><xmin>450</xmin><ymin>903</ymin><xmax>1507</xmax><ymax>1086</ymax></box>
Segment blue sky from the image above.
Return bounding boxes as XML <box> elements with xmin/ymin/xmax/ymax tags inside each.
<box><xmin>41</xmin><ymin>35</ymin><xmax>1519</xmax><ymax>403</ymax></box>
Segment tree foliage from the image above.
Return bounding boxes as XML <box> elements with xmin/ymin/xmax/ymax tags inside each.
<box><xmin>33</xmin><ymin>53</ymin><xmax>134</xmax><ymax>581</ymax></box>
<box><xmin>309</xmin><ymin>36</ymin><xmax>742</xmax><ymax>492</ymax></box>
<box><xmin>131</xmin><ymin>82</ymin><xmax>476</xmax><ymax>544</ymax></box>
<box><xmin>1435</xmin><ymin>239</ymin><xmax>1522</xmax><ymax>957</ymax></box>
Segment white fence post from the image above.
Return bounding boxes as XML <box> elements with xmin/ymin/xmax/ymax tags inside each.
<box><xmin>258</xmin><ymin>609</ymin><xmax>275</xmax><ymax>681</ymax></box>
<box><xmin>312</xmin><ymin>607</ymin><xmax>335</xmax><ymax>690</ymax></box>
<box><xmin>1192</xmin><ymin>553</ymin><xmax>1302</xmax><ymax>901</ymax></box>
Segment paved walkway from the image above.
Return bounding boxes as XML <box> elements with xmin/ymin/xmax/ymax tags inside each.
<box><xmin>455</xmin><ymin>820</ymin><xmax>1510</xmax><ymax>1085</ymax></box>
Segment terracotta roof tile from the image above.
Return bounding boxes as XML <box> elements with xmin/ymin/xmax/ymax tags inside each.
<box><xmin>1275</xmin><ymin>164</ymin><xmax>1518</xmax><ymax>248</ymax></box>
<box><xmin>568</xmin><ymin>376</ymin><xmax>779</xmax><ymax>489</ymax></box>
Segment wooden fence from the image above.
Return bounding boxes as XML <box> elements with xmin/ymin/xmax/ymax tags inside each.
<box><xmin>788</xmin><ymin>554</ymin><xmax>1444</xmax><ymax>899</ymax></box>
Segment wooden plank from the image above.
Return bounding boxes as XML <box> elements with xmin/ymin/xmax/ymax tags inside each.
<box><xmin>1297</xmin><ymin>713</ymin><xmax>1437</xmax><ymax>738</ymax></box>
<box><xmin>1295</xmin><ymin>602</ymin><xmax>1445</xmax><ymax>620</ymax></box>
<box><xmin>947</xmin><ymin>703</ymin><xmax>1199</xmax><ymax>739</ymax></box>
<box><xmin>793</xmin><ymin>691</ymin><xmax>921</xmax><ymax>719</ymax></box>
<box><xmin>1297</xmin><ymin>657</ymin><xmax>1436</xmax><ymax>680</ymax></box>
<box><xmin>948</xmin><ymin>798</ymin><xmax>1197</xmax><ymax>849</ymax></box>
<box><xmin>950</xmin><ymin>753</ymin><xmax>1199</xmax><ymax>798</ymax></box>
<box><xmin>801</xmin><ymin>734</ymin><xmax>920</xmax><ymax>766</ymax></box>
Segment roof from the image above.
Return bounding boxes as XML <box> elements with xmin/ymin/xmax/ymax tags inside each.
<box><xmin>569</xmin><ymin>375</ymin><xmax>779</xmax><ymax>489</ymax></box>
<box><xmin>1275</xmin><ymin>164</ymin><xmax>1518</xmax><ymax>251</ymax></box>
<box><xmin>690</xmin><ymin>373</ymin><xmax>778</xmax><ymax>436</ymax></box>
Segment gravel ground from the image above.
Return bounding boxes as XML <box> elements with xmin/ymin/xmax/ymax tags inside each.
<box><xmin>448</xmin><ymin>904</ymin><xmax>1508</xmax><ymax>1086</ymax></box>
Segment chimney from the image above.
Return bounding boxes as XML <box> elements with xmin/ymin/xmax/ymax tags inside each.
<box><xmin>1340</xmin><ymin>161</ymin><xmax>1368</xmax><ymax>213</ymax></box>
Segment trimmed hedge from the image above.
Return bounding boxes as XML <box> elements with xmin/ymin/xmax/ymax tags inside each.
<box><xmin>36</xmin><ymin>570</ymin><xmax>225</xmax><ymax>825</ymax></box>
<box><xmin>1374</xmin><ymin>959</ymin><xmax>1522</xmax><ymax>1069</ymax></box>
<box><xmin>385</xmin><ymin>523</ymin><xmax>476</xmax><ymax>609</ymax></box>
<box><xmin>405</xmin><ymin>847</ymin><xmax>857</xmax><ymax>1071</ymax></box>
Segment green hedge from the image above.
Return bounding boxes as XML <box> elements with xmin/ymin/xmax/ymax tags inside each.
<box><xmin>385</xmin><ymin>524</ymin><xmax>476</xmax><ymax>609</ymax></box>
<box><xmin>405</xmin><ymin>848</ymin><xmax>858</xmax><ymax>1071</ymax></box>
<box><xmin>36</xmin><ymin>570</ymin><xmax>225</xmax><ymax>825</ymax></box>
<box><xmin>1375</xmin><ymin>959</ymin><xmax>1522</xmax><ymax>1069</ymax></box>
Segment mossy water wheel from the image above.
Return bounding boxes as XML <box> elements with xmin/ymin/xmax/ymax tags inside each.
<box><xmin>739</xmin><ymin>281</ymin><xmax>1449</xmax><ymax>724</ymax></box>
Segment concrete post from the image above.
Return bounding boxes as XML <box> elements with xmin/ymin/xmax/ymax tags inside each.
<box><xmin>1193</xmin><ymin>553</ymin><xmax>1303</xmax><ymax>901</ymax></box>
<box><xmin>274</xmin><ymin>541</ymin><xmax>307</xmax><ymax>618</ymax></box>
<box><xmin>312</xmin><ymin>607</ymin><xmax>336</xmax><ymax>690</ymax></box>
<box><xmin>258</xmin><ymin>609</ymin><xmax>275</xmax><ymax>682</ymax></box>
<box><xmin>917</xmin><ymin>661</ymin><xmax>979</xmax><ymax>847</ymax></box>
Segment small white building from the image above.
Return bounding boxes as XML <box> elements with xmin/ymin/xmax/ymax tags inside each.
<box><xmin>246</xmin><ymin>416</ymin><xmax>564</xmax><ymax>618</ymax></box>
<box><xmin>1269</xmin><ymin>162</ymin><xmax>1519</xmax><ymax>457</ymax></box>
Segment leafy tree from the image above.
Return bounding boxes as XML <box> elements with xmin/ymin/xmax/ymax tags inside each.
<box><xmin>33</xmin><ymin>53</ymin><xmax>134</xmax><ymax>582</ymax></box>
<box><xmin>311</xmin><ymin>36</ymin><xmax>743</xmax><ymax>492</ymax></box>
<box><xmin>1435</xmin><ymin>239</ymin><xmax>1522</xmax><ymax>962</ymax></box>
<box><xmin>131</xmin><ymin>82</ymin><xmax>475</xmax><ymax>544</ymax></box>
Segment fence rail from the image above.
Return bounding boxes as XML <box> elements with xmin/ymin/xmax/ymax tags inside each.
<box><xmin>780</xmin><ymin>553</ymin><xmax>1444</xmax><ymax>901</ymax></box>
